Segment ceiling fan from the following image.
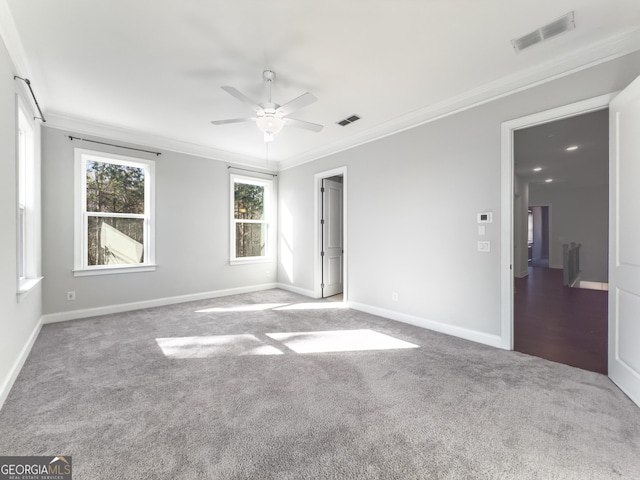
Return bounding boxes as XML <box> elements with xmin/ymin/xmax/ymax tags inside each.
<box><xmin>211</xmin><ymin>70</ymin><xmax>323</xmax><ymax>142</ymax></box>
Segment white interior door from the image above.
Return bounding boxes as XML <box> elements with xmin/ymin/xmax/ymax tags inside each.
<box><xmin>609</xmin><ymin>74</ymin><xmax>640</xmax><ymax>407</ymax></box>
<box><xmin>322</xmin><ymin>178</ymin><xmax>343</xmax><ymax>297</ymax></box>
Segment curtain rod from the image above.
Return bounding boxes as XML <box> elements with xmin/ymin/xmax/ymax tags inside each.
<box><xmin>68</xmin><ymin>136</ymin><xmax>161</xmax><ymax>156</ymax></box>
<box><xmin>228</xmin><ymin>165</ymin><xmax>277</xmax><ymax>177</ymax></box>
<box><xmin>14</xmin><ymin>76</ymin><xmax>46</xmax><ymax>122</ymax></box>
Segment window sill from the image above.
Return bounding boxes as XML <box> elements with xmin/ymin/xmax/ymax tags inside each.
<box><xmin>73</xmin><ymin>264</ymin><xmax>157</xmax><ymax>277</ymax></box>
<box><xmin>17</xmin><ymin>276</ymin><xmax>44</xmax><ymax>302</ymax></box>
<box><xmin>230</xmin><ymin>257</ymin><xmax>274</xmax><ymax>266</ymax></box>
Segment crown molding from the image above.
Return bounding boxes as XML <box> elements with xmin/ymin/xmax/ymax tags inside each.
<box><xmin>9</xmin><ymin>7</ymin><xmax>640</xmax><ymax>173</ymax></box>
<box><xmin>0</xmin><ymin>0</ymin><xmax>48</xmax><ymax>103</ymax></box>
<box><xmin>0</xmin><ymin>0</ymin><xmax>29</xmax><ymax>76</ymax></box>
<box><xmin>44</xmin><ymin>111</ymin><xmax>280</xmax><ymax>170</ymax></box>
<box><xmin>279</xmin><ymin>27</ymin><xmax>640</xmax><ymax>170</ymax></box>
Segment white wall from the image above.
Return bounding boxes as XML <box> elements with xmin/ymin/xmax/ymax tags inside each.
<box><xmin>529</xmin><ymin>184</ymin><xmax>608</xmax><ymax>282</ymax></box>
<box><xmin>278</xmin><ymin>51</ymin><xmax>640</xmax><ymax>345</ymax></box>
<box><xmin>0</xmin><ymin>35</ymin><xmax>42</xmax><ymax>407</ymax></box>
<box><xmin>41</xmin><ymin>127</ymin><xmax>277</xmax><ymax>316</ymax></box>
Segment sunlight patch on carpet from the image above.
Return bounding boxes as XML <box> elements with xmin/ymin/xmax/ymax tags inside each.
<box><xmin>273</xmin><ymin>302</ymin><xmax>349</xmax><ymax>311</ymax></box>
<box><xmin>195</xmin><ymin>303</ymin><xmax>289</xmax><ymax>313</ymax></box>
<box><xmin>266</xmin><ymin>329</ymin><xmax>419</xmax><ymax>353</ymax></box>
<box><xmin>156</xmin><ymin>334</ymin><xmax>283</xmax><ymax>358</ymax></box>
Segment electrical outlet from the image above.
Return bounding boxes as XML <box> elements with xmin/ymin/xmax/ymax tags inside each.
<box><xmin>392</xmin><ymin>292</ymin><xmax>399</xmax><ymax>302</ymax></box>
<box><xmin>477</xmin><ymin>241</ymin><xmax>491</xmax><ymax>253</ymax></box>
<box><xmin>66</xmin><ymin>291</ymin><xmax>76</xmax><ymax>301</ymax></box>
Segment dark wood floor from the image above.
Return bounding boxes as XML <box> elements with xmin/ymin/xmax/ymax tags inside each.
<box><xmin>514</xmin><ymin>267</ymin><xmax>608</xmax><ymax>374</ymax></box>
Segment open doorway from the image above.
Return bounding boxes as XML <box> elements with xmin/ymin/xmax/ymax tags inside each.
<box><xmin>512</xmin><ymin>108</ymin><xmax>609</xmax><ymax>373</ymax></box>
<box><xmin>314</xmin><ymin>167</ymin><xmax>347</xmax><ymax>300</ymax></box>
<box><xmin>529</xmin><ymin>205</ymin><xmax>550</xmax><ymax>268</ymax></box>
<box><xmin>321</xmin><ymin>175</ymin><xmax>343</xmax><ymax>298</ymax></box>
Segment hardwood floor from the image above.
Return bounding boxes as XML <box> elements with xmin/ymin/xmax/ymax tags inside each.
<box><xmin>514</xmin><ymin>266</ymin><xmax>608</xmax><ymax>374</ymax></box>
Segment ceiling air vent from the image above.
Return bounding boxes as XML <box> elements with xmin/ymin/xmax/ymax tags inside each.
<box><xmin>337</xmin><ymin>114</ymin><xmax>361</xmax><ymax>126</ymax></box>
<box><xmin>511</xmin><ymin>11</ymin><xmax>575</xmax><ymax>53</ymax></box>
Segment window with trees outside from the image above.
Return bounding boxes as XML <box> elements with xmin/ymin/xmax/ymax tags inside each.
<box><xmin>231</xmin><ymin>175</ymin><xmax>272</xmax><ymax>262</ymax></box>
<box><xmin>74</xmin><ymin>149</ymin><xmax>155</xmax><ymax>276</ymax></box>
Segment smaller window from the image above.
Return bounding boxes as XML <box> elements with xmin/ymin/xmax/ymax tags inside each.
<box><xmin>528</xmin><ymin>210</ymin><xmax>534</xmax><ymax>245</ymax></box>
<box><xmin>74</xmin><ymin>148</ymin><xmax>155</xmax><ymax>275</ymax></box>
<box><xmin>230</xmin><ymin>175</ymin><xmax>273</xmax><ymax>263</ymax></box>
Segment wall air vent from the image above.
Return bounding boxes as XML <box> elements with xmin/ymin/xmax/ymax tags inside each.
<box><xmin>336</xmin><ymin>114</ymin><xmax>361</xmax><ymax>126</ymax></box>
<box><xmin>511</xmin><ymin>11</ymin><xmax>575</xmax><ymax>53</ymax></box>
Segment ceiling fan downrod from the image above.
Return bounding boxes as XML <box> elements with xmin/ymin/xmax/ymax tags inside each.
<box><xmin>263</xmin><ymin>70</ymin><xmax>276</xmax><ymax>103</ymax></box>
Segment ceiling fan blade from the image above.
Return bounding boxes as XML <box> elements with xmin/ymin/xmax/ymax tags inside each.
<box><xmin>211</xmin><ymin>117</ymin><xmax>256</xmax><ymax>125</ymax></box>
<box><xmin>277</xmin><ymin>92</ymin><xmax>317</xmax><ymax>116</ymax></box>
<box><xmin>221</xmin><ymin>86</ymin><xmax>262</xmax><ymax>112</ymax></box>
<box><xmin>284</xmin><ymin>118</ymin><xmax>323</xmax><ymax>133</ymax></box>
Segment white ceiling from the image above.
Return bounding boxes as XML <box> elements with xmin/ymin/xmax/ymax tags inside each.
<box><xmin>4</xmin><ymin>0</ymin><xmax>640</xmax><ymax>168</ymax></box>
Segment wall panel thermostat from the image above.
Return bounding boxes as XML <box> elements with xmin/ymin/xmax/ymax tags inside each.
<box><xmin>477</xmin><ymin>212</ymin><xmax>493</xmax><ymax>223</ymax></box>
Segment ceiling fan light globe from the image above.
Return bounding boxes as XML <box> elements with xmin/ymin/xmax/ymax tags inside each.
<box><xmin>256</xmin><ymin>115</ymin><xmax>284</xmax><ymax>135</ymax></box>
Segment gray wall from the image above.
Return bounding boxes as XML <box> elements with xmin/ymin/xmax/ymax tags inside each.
<box><xmin>0</xmin><ymin>36</ymin><xmax>42</xmax><ymax>403</ymax></box>
<box><xmin>277</xmin><ymin>51</ymin><xmax>640</xmax><ymax>340</ymax></box>
<box><xmin>530</xmin><ymin>184</ymin><xmax>608</xmax><ymax>282</ymax></box>
<box><xmin>41</xmin><ymin>127</ymin><xmax>277</xmax><ymax>315</ymax></box>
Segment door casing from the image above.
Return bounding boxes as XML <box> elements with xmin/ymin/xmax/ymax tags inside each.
<box><xmin>500</xmin><ymin>93</ymin><xmax>616</xmax><ymax>349</ymax></box>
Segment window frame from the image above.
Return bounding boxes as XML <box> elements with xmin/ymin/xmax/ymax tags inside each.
<box><xmin>230</xmin><ymin>174</ymin><xmax>273</xmax><ymax>264</ymax></box>
<box><xmin>74</xmin><ymin>148</ymin><xmax>156</xmax><ymax>276</ymax></box>
<box><xmin>17</xmin><ymin>109</ymin><xmax>29</xmax><ymax>282</ymax></box>
<box><xmin>16</xmin><ymin>96</ymin><xmax>42</xmax><ymax>299</ymax></box>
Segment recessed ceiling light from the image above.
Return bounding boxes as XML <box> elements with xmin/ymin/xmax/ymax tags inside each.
<box><xmin>545</xmin><ymin>178</ymin><xmax>553</xmax><ymax>183</ymax></box>
<box><xmin>566</xmin><ymin>145</ymin><xmax>579</xmax><ymax>151</ymax></box>
<box><xmin>533</xmin><ymin>167</ymin><xmax>542</xmax><ymax>172</ymax></box>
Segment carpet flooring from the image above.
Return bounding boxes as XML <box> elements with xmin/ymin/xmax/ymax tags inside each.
<box><xmin>1</xmin><ymin>289</ymin><xmax>639</xmax><ymax>479</ymax></box>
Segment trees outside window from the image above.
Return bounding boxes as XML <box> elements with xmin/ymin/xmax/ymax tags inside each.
<box><xmin>231</xmin><ymin>175</ymin><xmax>272</xmax><ymax>261</ymax></box>
<box><xmin>75</xmin><ymin>149</ymin><xmax>155</xmax><ymax>274</ymax></box>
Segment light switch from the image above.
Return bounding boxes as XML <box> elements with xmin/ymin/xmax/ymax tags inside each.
<box><xmin>478</xmin><ymin>225</ymin><xmax>486</xmax><ymax>236</ymax></box>
<box><xmin>477</xmin><ymin>241</ymin><xmax>491</xmax><ymax>252</ymax></box>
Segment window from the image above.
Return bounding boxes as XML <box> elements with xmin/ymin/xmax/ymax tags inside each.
<box><xmin>528</xmin><ymin>209</ymin><xmax>534</xmax><ymax>245</ymax></box>
<box><xmin>74</xmin><ymin>149</ymin><xmax>155</xmax><ymax>276</ymax></box>
<box><xmin>17</xmin><ymin>101</ymin><xmax>38</xmax><ymax>294</ymax></box>
<box><xmin>17</xmin><ymin>110</ymin><xmax>29</xmax><ymax>281</ymax></box>
<box><xmin>230</xmin><ymin>175</ymin><xmax>272</xmax><ymax>263</ymax></box>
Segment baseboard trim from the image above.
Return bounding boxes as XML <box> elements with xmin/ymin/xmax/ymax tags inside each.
<box><xmin>579</xmin><ymin>281</ymin><xmax>609</xmax><ymax>291</ymax></box>
<box><xmin>348</xmin><ymin>301</ymin><xmax>505</xmax><ymax>350</ymax></box>
<box><xmin>42</xmin><ymin>283</ymin><xmax>279</xmax><ymax>324</ymax></box>
<box><xmin>0</xmin><ymin>316</ymin><xmax>43</xmax><ymax>411</ymax></box>
<box><xmin>275</xmin><ymin>283</ymin><xmax>317</xmax><ymax>298</ymax></box>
